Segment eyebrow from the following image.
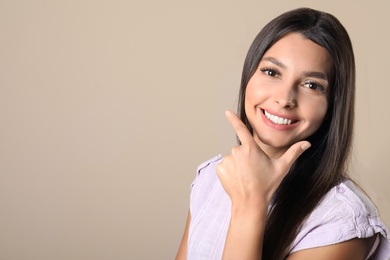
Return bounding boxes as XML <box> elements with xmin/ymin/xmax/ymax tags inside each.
<box><xmin>261</xmin><ymin>56</ymin><xmax>329</xmax><ymax>81</ymax></box>
<box><xmin>303</xmin><ymin>71</ymin><xmax>329</xmax><ymax>81</ymax></box>
<box><xmin>262</xmin><ymin>57</ymin><xmax>286</xmax><ymax>69</ymax></box>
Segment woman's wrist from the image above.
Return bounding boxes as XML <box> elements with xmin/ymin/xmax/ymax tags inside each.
<box><xmin>231</xmin><ymin>199</ymin><xmax>268</xmax><ymax>224</ymax></box>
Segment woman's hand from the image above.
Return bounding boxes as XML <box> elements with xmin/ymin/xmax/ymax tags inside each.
<box><xmin>216</xmin><ymin>110</ymin><xmax>311</xmax><ymax>208</ymax></box>
<box><xmin>216</xmin><ymin>110</ymin><xmax>311</xmax><ymax>260</ymax></box>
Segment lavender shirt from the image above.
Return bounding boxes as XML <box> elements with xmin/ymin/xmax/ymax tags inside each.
<box><xmin>187</xmin><ymin>155</ymin><xmax>390</xmax><ymax>259</ymax></box>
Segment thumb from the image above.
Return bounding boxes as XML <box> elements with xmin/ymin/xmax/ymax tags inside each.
<box><xmin>280</xmin><ymin>141</ymin><xmax>311</xmax><ymax>169</ymax></box>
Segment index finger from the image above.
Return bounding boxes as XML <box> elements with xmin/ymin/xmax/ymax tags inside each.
<box><xmin>225</xmin><ymin>110</ymin><xmax>254</xmax><ymax>145</ymax></box>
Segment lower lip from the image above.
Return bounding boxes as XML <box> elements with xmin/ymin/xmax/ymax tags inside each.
<box><xmin>260</xmin><ymin>110</ymin><xmax>298</xmax><ymax>130</ymax></box>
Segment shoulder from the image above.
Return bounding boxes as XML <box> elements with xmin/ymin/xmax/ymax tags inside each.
<box><xmin>189</xmin><ymin>155</ymin><xmax>227</xmax><ymax>213</ymax></box>
<box><xmin>290</xmin><ymin>179</ymin><xmax>390</xmax><ymax>254</ymax></box>
<box><xmin>196</xmin><ymin>155</ymin><xmax>223</xmax><ymax>175</ymax></box>
<box><xmin>187</xmin><ymin>155</ymin><xmax>231</xmax><ymax>259</ymax></box>
<box><xmin>190</xmin><ymin>155</ymin><xmax>230</xmax><ymax>228</ymax></box>
<box><xmin>190</xmin><ymin>155</ymin><xmax>223</xmax><ymax>188</ymax></box>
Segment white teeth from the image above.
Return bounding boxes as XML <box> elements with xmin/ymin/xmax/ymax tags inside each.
<box><xmin>264</xmin><ymin>110</ymin><xmax>292</xmax><ymax>125</ymax></box>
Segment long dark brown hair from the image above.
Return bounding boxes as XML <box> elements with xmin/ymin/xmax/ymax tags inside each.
<box><xmin>237</xmin><ymin>8</ymin><xmax>355</xmax><ymax>259</ymax></box>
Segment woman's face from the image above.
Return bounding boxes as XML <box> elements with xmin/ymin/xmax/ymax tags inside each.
<box><xmin>245</xmin><ymin>32</ymin><xmax>333</xmax><ymax>158</ymax></box>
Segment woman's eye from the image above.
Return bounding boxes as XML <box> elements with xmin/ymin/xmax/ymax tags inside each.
<box><xmin>303</xmin><ymin>81</ymin><xmax>325</xmax><ymax>92</ymax></box>
<box><xmin>260</xmin><ymin>68</ymin><xmax>279</xmax><ymax>77</ymax></box>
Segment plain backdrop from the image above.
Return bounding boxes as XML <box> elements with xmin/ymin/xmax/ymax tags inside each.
<box><xmin>1</xmin><ymin>1</ymin><xmax>389</xmax><ymax>259</ymax></box>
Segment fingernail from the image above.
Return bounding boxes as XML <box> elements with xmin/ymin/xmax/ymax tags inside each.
<box><xmin>301</xmin><ymin>142</ymin><xmax>311</xmax><ymax>150</ymax></box>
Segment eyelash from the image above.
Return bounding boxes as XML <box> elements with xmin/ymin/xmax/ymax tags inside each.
<box><xmin>301</xmin><ymin>81</ymin><xmax>325</xmax><ymax>92</ymax></box>
<box><xmin>260</xmin><ymin>67</ymin><xmax>280</xmax><ymax>77</ymax></box>
<box><xmin>259</xmin><ymin>67</ymin><xmax>326</xmax><ymax>93</ymax></box>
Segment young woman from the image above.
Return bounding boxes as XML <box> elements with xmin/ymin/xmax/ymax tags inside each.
<box><xmin>176</xmin><ymin>8</ymin><xmax>390</xmax><ymax>260</ymax></box>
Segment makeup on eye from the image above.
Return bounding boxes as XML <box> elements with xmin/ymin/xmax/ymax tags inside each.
<box><xmin>260</xmin><ymin>67</ymin><xmax>280</xmax><ymax>77</ymax></box>
<box><xmin>259</xmin><ymin>66</ymin><xmax>328</xmax><ymax>93</ymax></box>
<box><xmin>259</xmin><ymin>56</ymin><xmax>330</xmax><ymax>85</ymax></box>
<box><xmin>301</xmin><ymin>81</ymin><xmax>326</xmax><ymax>93</ymax></box>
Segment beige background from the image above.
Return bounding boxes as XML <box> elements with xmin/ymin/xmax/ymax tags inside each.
<box><xmin>0</xmin><ymin>0</ymin><xmax>389</xmax><ymax>259</ymax></box>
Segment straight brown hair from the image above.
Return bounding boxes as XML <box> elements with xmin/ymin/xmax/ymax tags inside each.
<box><xmin>237</xmin><ymin>8</ymin><xmax>355</xmax><ymax>259</ymax></box>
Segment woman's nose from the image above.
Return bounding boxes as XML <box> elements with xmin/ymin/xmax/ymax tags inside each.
<box><xmin>273</xmin><ymin>84</ymin><xmax>297</xmax><ymax>108</ymax></box>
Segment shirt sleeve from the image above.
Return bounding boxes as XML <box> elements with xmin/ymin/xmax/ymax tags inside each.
<box><xmin>289</xmin><ymin>180</ymin><xmax>390</xmax><ymax>257</ymax></box>
<box><xmin>190</xmin><ymin>155</ymin><xmax>222</xmax><ymax>189</ymax></box>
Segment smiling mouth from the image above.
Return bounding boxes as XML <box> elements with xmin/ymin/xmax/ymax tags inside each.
<box><xmin>264</xmin><ymin>110</ymin><xmax>295</xmax><ymax>125</ymax></box>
